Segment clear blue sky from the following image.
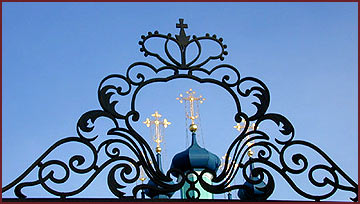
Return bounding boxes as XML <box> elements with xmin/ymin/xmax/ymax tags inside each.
<box><xmin>2</xmin><ymin>2</ymin><xmax>358</xmax><ymax>201</ymax></box>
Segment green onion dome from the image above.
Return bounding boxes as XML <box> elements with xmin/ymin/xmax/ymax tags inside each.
<box><xmin>170</xmin><ymin>132</ymin><xmax>221</xmax><ymax>178</ymax></box>
<box><xmin>237</xmin><ymin>161</ymin><xmax>268</xmax><ymax>201</ymax></box>
<box><xmin>144</xmin><ymin>153</ymin><xmax>175</xmax><ymax>198</ymax></box>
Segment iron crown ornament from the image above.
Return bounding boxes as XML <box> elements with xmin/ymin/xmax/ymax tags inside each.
<box><xmin>2</xmin><ymin>19</ymin><xmax>358</xmax><ymax>202</ymax></box>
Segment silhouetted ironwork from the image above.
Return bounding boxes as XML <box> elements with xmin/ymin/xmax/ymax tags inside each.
<box><xmin>2</xmin><ymin>19</ymin><xmax>357</xmax><ymax>202</ymax></box>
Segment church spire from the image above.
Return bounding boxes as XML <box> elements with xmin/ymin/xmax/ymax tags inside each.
<box><xmin>235</xmin><ymin>120</ymin><xmax>268</xmax><ymax>200</ymax></box>
<box><xmin>143</xmin><ymin>111</ymin><xmax>174</xmax><ymax>199</ymax></box>
<box><xmin>143</xmin><ymin>111</ymin><xmax>171</xmax><ymax>153</ymax></box>
<box><xmin>172</xmin><ymin>89</ymin><xmax>220</xmax><ymax>199</ymax></box>
<box><xmin>234</xmin><ymin>119</ymin><xmax>255</xmax><ymax>157</ymax></box>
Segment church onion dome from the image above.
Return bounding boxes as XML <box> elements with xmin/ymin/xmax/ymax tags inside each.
<box><xmin>237</xmin><ymin>178</ymin><xmax>267</xmax><ymax>201</ymax></box>
<box><xmin>144</xmin><ymin>179</ymin><xmax>175</xmax><ymax>198</ymax></box>
<box><xmin>170</xmin><ymin>132</ymin><xmax>221</xmax><ymax>178</ymax></box>
<box><xmin>144</xmin><ymin>153</ymin><xmax>175</xmax><ymax>199</ymax></box>
<box><xmin>237</xmin><ymin>161</ymin><xmax>269</xmax><ymax>201</ymax></box>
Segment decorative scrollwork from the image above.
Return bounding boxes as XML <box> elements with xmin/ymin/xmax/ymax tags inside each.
<box><xmin>2</xmin><ymin>19</ymin><xmax>357</xmax><ymax>202</ymax></box>
<box><xmin>138</xmin><ymin>19</ymin><xmax>228</xmax><ymax>69</ymax></box>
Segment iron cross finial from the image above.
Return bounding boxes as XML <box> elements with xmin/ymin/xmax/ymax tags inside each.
<box><xmin>176</xmin><ymin>19</ymin><xmax>188</xmax><ymax>30</ymax></box>
<box><xmin>175</xmin><ymin>18</ymin><xmax>190</xmax><ymax>51</ymax></box>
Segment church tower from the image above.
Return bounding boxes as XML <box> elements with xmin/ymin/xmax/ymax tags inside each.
<box><xmin>143</xmin><ymin>111</ymin><xmax>174</xmax><ymax>199</ymax></box>
<box><xmin>170</xmin><ymin>89</ymin><xmax>221</xmax><ymax>199</ymax></box>
<box><xmin>234</xmin><ymin>121</ymin><xmax>268</xmax><ymax>200</ymax></box>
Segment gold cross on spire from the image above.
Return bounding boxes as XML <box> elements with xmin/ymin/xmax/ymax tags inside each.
<box><xmin>138</xmin><ymin>165</ymin><xmax>146</xmax><ymax>184</ymax></box>
<box><xmin>129</xmin><ymin>161</ymin><xmax>147</xmax><ymax>184</ymax></box>
<box><xmin>137</xmin><ymin>160</ymin><xmax>153</xmax><ymax>184</ymax></box>
<box><xmin>176</xmin><ymin>88</ymin><xmax>205</xmax><ymax>125</ymax></box>
<box><xmin>143</xmin><ymin>111</ymin><xmax>171</xmax><ymax>153</ymax></box>
<box><xmin>233</xmin><ymin>118</ymin><xmax>246</xmax><ymax>131</ymax></box>
<box><xmin>234</xmin><ymin>120</ymin><xmax>256</xmax><ymax>157</ymax></box>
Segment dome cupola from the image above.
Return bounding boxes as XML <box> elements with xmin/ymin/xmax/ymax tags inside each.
<box><xmin>170</xmin><ymin>130</ymin><xmax>221</xmax><ymax>178</ymax></box>
<box><xmin>237</xmin><ymin>159</ymin><xmax>269</xmax><ymax>200</ymax></box>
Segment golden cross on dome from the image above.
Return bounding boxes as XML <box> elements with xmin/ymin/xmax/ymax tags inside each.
<box><xmin>139</xmin><ymin>167</ymin><xmax>146</xmax><ymax>184</ymax></box>
<box><xmin>176</xmin><ymin>88</ymin><xmax>205</xmax><ymax>125</ymax></box>
<box><xmin>129</xmin><ymin>162</ymin><xmax>147</xmax><ymax>184</ymax></box>
<box><xmin>138</xmin><ymin>160</ymin><xmax>152</xmax><ymax>184</ymax></box>
<box><xmin>233</xmin><ymin>120</ymin><xmax>256</xmax><ymax>157</ymax></box>
<box><xmin>143</xmin><ymin>111</ymin><xmax>171</xmax><ymax>153</ymax></box>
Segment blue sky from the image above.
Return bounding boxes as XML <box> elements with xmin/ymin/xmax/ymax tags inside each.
<box><xmin>2</xmin><ymin>2</ymin><xmax>358</xmax><ymax>201</ymax></box>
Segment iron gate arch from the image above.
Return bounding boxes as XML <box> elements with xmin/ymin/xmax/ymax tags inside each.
<box><xmin>2</xmin><ymin>19</ymin><xmax>357</xmax><ymax>202</ymax></box>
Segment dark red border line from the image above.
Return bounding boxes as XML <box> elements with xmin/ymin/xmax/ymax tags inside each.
<box><xmin>0</xmin><ymin>0</ymin><xmax>359</xmax><ymax>2</ymax></box>
<box><xmin>1</xmin><ymin>2</ymin><xmax>359</xmax><ymax>204</ymax></box>
<box><xmin>351</xmin><ymin>3</ymin><xmax>359</xmax><ymax>204</ymax></box>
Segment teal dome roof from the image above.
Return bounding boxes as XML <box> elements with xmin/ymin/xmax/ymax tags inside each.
<box><xmin>237</xmin><ymin>178</ymin><xmax>267</xmax><ymax>200</ymax></box>
<box><xmin>170</xmin><ymin>132</ymin><xmax>221</xmax><ymax>177</ymax></box>
<box><xmin>237</xmin><ymin>161</ymin><xmax>269</xmax><ymax>201</ymax></box>
<box><xmin>144</xmin><ymin>153</ymin><xmax>175</xmax><ymax>199</ymax></box>
<box><xmin>144</xmin><ymin>179</ymin><xmax>174</xmax><ymax>199</ymax></box>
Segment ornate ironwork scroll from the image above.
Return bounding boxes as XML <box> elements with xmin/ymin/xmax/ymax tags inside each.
<box><xmin>2</xmin><ymin>19</ymin><xmax>357</xmax><ymax>202</ymax></box>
